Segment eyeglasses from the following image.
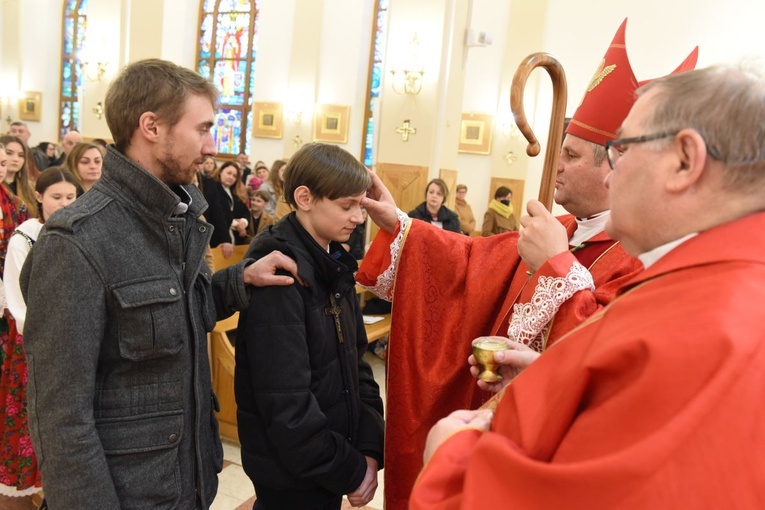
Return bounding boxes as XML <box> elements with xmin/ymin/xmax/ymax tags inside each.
<box><xmin>604</xmin><ymin>131</ymin><xmax>678</xmax><ymax>170</ymax></box>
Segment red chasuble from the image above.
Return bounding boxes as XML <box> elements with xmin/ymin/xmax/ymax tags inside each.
<box><xmin>356</xmin><ymin>216</ymin><xmax>641</xmax><ymax>509</ymax></box>
<box><xmin>410</xmin><ymin>211</ymin><xmax>765</xmax><ymax>509</ymax></box>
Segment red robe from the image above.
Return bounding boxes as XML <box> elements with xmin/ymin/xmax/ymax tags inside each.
<box><xmin>410</xmin><ymin>211</ymin><xmax>765</xmax><ymax>509</ymax></box>
<box><xmin>356</xmin><ymin>215</ymin><xmax>642</xmax><ymax>510</ymax></box>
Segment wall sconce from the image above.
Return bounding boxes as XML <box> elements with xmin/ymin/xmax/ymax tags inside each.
<box><xmin>92</xmin><ymin>101</ymin><xmax>104</xmax><ymax>120</ymax></box>
<box><xmin>389</xmin><ymin>34</ymin><xmax>425</xmax><ymax>95</ymax></box>
<box><xmin>82</xmin><ymin>60</ymin><xmax>108</xmax><ymax>82</ymax></box>
<box><xmin>496</xmin><ymin>107</ymin><xmax>520</xmax><ymax>138</ymax></box>
<box><xmin>286</xmin><ymin>93</ymin><xmax>313</xmax><ymax>148</ymax></box>
<box><xmin>0</xmin><ymin>86</ymin><xmax>23</xmax><ymax>127</ymax></box>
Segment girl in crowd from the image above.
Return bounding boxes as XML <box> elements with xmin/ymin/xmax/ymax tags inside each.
<box><xmin>65</xmin><ymin>142</ymin><xmax>103</xmax><ymax>195</ymax></box>
<box><xmin>0</xmin><ymin>144</ymin><xmax>33</xmax><ymax>509</ymax></box>
<box><xmin>260</xmin><ymin>158</ymin><xmax>289</xmax><ymax>219</ymax></box>
<box><xmin>408</xmin><ymin>178</ymin><xmax>461</xmax><ymax>233</ymax></box>
<box><xmin>203</xmin><ymin>161</ymin><xmax>250</xmax><ymax>257</ymax></box>
<box><xmin>0</xmin><ymin>136</ymin><xmax>37</xmax><ymax>215</ymax></box>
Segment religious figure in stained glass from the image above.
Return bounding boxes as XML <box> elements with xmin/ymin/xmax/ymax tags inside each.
<box><xmin>59</xmin><ymin>0</ymin><xmax>88</xmax><ymax>140</ymax></box>
<box><xmin>197</xmin><ymin>0</ymin><xmax>259</xmax><ymax>156</ymax></box>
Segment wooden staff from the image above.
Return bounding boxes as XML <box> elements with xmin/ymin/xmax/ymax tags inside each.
<box><xmin>510</xmin><ymin>53</ymin><xmax>567</xmax><ymax>211</ymax></box>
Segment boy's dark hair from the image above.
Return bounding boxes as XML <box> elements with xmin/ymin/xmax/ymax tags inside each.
<box><xmin>283</xmin><ymin>143</ymin><xmax>370</xmax><ymax>207</ymax></box>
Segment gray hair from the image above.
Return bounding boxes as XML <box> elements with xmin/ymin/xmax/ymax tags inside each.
<box><xmin>638</xmin><ymin>65</ymin><xmax>765</xmax><ymax>192</ymax></box>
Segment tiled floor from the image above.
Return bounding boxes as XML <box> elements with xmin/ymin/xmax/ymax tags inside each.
<box><xmin>212</xmin><ymin>351</ymin><xmax>387</xmax><ymax>510</ymax></box>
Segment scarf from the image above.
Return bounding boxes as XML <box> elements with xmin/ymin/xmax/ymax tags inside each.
<box><xmin>0</xmin><ymin>185</ymin><xmax>30</xmax><ymax>278</ymax></box>
<box><xmin>488</xmin><ymin>199</ymin><xmax>514</xmax><ymax>219</ymax></box>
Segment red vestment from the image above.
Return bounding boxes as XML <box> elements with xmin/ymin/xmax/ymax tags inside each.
<box><xmin>356</xmin><ymin>215</ymin><xmax>641</xmax><ymax>509</ymax></box>
<box><xmin>410</xmin><ymin>211</ymin><xmax>765</xmax><ymax>509</ymax></box>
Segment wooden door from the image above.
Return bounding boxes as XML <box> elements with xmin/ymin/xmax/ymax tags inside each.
<box><xmin>487</xmin><ymin>177</ymin><xmax>525</xmax><ymax>219</ymax></box>
<box><xmin>368</xmin><ymin>163</ymin><xmax>429</xmax><ymax>240</ymax></box>
<box><xmin>439</xmin><ymin>168</ymin><xmax>458</xmax><ymax>210</ymax></box>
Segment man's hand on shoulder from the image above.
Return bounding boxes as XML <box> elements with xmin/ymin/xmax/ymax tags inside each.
<box><xmin>243</xmin><ymin>250</ymin><xmax>304</xmax><ymax>287</ymax></box>
<box><xmin>518</xmin><ymin>200</ymin><xmax>569</xmax><ymax>271</ymax></box>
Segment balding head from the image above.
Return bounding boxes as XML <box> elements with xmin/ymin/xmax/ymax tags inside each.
<box><xmin>62</xmin><ymin>131</ymin><xmax>83</xmax><ymax>154</ymax></box>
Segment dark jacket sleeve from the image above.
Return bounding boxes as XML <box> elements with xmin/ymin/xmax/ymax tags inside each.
<box><xmin>442</xmin><ymin>207</ymin><xmax>462</xmax><ymax>234</ymax></box>
<box><xmin>351</xmin><ymin>301</ymin><xmax>385</xmax><ymax>468</ymax></box>
<box><xmin>203</xmin><ymin>181</ymin><xmax>234</xmax><ymax>247</ymax></box>
<box><xmin>21</xmin><ymin>233</ymin><xmax>120</xmax><ymax>508</ymax></box>
<box><xmin>232</xmin><ymin>195</ymin><xmax>251</xmax><ymax>245</ymax></box>
<box><xmin>241</xmin><ymin>284</ymin><xmax>368</xmax><ymax>494</ymax></box>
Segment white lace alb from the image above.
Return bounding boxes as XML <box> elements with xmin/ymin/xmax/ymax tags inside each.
<box><xmin>507</xmin><ymin>261</ymin><xmax>594</xmax><ymax>352</ymax></box>
<box><xmin>358</xmin><ymin>208</ymin><xmax>410</xmax><ymax>301</ymax></box>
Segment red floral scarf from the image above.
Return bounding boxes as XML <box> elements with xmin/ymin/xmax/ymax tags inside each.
<box><xmin>0</xmin><ymin>185</ymin><xmax>30</xmax><ymax>279</ymax></box>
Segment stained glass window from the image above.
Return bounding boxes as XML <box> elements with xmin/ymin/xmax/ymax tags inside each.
<box><xmin>361</xmin><ymin>0</ymin><xmax>389</xmax><ymax>166</ymax></box>
<box><xmin>59</xmin><ymin>0</ymin><xmax>88</xmax><ymax>140</ymax></box>
<box><xmin>196</xmin><ymin>0</ymin><xmax>259</xmax><ymax>157</ymax></box>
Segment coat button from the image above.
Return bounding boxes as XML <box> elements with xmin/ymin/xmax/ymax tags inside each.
<box><xmin>335</xmin><ymin>267</ymin><xmax>341</xmax><ymax>273</ymax></box>
<box><xmin>347</xmin><ymin>436</ymin><xmax>352</xmax><ymax>442</ymax></box>
<box><xmin>199</xmin><ymin>226</ymin><xmax>207</xmax><ymax>233</ymax></box>
<box><xmin>169</xmin><ymin>288</ymin><xmax>177</xmax><ymax>296</ymax></box>
<box><xmin>335</xmin><ymin>293</ymin><xmax>341</xmax><ymax>298</ymax></box>
<box><xmin>168</xmin><ymin>433</ymin><xmax>178</xmax><ymax>443</ymax></box>
<box><xmin>168</xmin><ymin>225</ymin><xmax>175</xmax><ymax>232</ymax></box>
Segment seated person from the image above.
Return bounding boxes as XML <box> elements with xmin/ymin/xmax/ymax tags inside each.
<box><xmin>482</xmin><ymin>186</ymin><xmax>518</xmax><ymax>236</ymax></box>
<box><xmin>408</xmin><ymin>178</ymin><xmax>460</xmax><ymax>233</ymax></box>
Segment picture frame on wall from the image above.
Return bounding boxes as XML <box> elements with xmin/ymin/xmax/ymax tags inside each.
<box><xmin>458</xmin><ymin>113</ymin><xmax>493</xmax><ymax>155</ymax></box>
<box><xmin>251</xmin><ymin>102</ymin><xmax>283</xmax><ymax>139</ymax></box>
<box><xmin>313</xmin><ymin>104</ymin><xmax>350</xmax><ymax>144</ymax></box>
<box><xmin>19</xmin><ymin>91</ymin><xmax>42</xmax><ymax>122</ymax></box>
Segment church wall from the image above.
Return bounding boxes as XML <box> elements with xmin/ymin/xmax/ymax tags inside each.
<box><xmin>0</xmin><ymin>0</ymin><xmax>764</xmax><ymax>218</ymax></box>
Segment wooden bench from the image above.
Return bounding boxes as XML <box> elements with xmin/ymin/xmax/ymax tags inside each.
<box><xmin>210</xmin><ymin>312</ymin><xmax>239</xmax><ymax>443</ymax></box>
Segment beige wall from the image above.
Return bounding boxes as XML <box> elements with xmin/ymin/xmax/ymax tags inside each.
<box><xmin>1</xmin><ymin>0</ymin><xmax>764</xmax><ymax>223</ymax></box>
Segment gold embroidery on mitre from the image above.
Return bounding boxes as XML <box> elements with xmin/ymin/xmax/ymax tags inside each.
<box><xmin>578</xmin><ymin>60</ymin><xmax>618</xmax><ymax>106</ymax></box>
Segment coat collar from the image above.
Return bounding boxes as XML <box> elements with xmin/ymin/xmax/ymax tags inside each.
<box><xmin>98</xmin><ymin>146</ymin><xmax>207</xmax><ymax>219</ymax></box>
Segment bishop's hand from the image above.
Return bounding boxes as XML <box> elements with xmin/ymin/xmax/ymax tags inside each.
<box><xmin>361</xmin><ymin>169</ymin><xmax>399</xmax><ymax>234</ymax></box>
<box><xmin>518</xmin><ymin>199</ymin><xmax>569</xmax><ymax>271</ymax></box>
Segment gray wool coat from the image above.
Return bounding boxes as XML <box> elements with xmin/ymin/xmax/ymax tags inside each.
<box><xmin>21</xmin><ymin>147</ymin><xmax>252</xmax><ymax>509</ymax></box>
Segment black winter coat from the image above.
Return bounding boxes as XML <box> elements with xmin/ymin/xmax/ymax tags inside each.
<box><xmin>235</xmin><ymin>213</ymin><xmax>385</xmax><ymax>509</ymax></box>
<box><xmin>408</xmin><ymin>202</ymin><xmax>461</xmax><ymax>233</ymax></box>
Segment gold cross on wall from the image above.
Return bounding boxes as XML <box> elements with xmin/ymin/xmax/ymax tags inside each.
<box><xmin>395</xmin><ymin>119</ymin><xmax>417</xmax><ymax>141</ymax></box>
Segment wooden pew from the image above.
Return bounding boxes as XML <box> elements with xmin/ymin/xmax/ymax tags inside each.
<box><xmin>210</xmin><ymin>312</ymin><xmax>239</xmax><ymax>443</ymax></box>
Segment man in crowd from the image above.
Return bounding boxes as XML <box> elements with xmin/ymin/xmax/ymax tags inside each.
<box><xmin>22</xmin><ymin>59</ymin><xmax>298</xmax><ymax>509</ymax></box>
<box><xmin>357</xmin><ymin>19</ymin><xmax>696</xmax><ymax>508</ymax></box>
<box><xmin>411</xmin><ymin>63</ymin><xmax>765</xmax><ymax>509</ymax></box>
<box><xmin>453</xmin><ymin>183</ymin><xmax>475</xmax><ymax>235</ymax></box>
<box><xmin>237</xmin><ymin>151</ymin><xmax>253</xmax><ymax>184</ymax></box>
<box><xmin>52</xmin><ymin>129</ymin><xmax>83</xmax><ymax>165</ymax></box>
<box><xmin>8</xmin><ymin>121</ymin><xmax>31</xmax><ymax>145</ymax></box>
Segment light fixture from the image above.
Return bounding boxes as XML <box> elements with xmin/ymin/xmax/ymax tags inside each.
<box><xmin>389</xmin><ymin>34</ymin><xmax>425</xmax><ymax>95</ymax></box>
<box><xmin>82</xmin><ymin>60</ymin><xmax>108</xmax><ymax>82</ymax></box>
<box><xmin>0</xmin><ymin>85</ymin><xmax>23</xmax><ymax>126</ymax></box>
<box><xmin>92</xmin><ymin>101</ymin><xmax>104</xmax><ymax>119</ymax></box>
<box><xmin>78</xmin><ymin>44</ymin><xmax>109</xmax><ymax>82</ymax></box>
<box><xmin>286</xmin><ymin>93</ymin><xmax>313</xmax><ymax>149</ymax></box>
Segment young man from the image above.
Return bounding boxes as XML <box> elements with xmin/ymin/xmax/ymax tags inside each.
<box><xmin>21</xmin><ymin>59</ymin><xmax>297</xmax><ymax>509</ymax></box>
<box><xmin>236</xmin><ymin>143</ymin><xmax>384</xmax><ymax>510</ymax></box>
<box><xmin>412</xmin><ymin>64</ymin><xmax>765</xmax><ymax>509</ymax></box>
<box><xmin>356</xmin><ymin>19</ymin><xmax>697</xmax><ymax>508</ymax></box>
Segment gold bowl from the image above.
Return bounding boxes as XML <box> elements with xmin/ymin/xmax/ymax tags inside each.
<box><xmin>473</xmin><ymin>336</ymin><xmax>509</xmax><ymax>383</ymax></box>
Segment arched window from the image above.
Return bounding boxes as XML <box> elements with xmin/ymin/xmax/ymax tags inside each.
<box><xmin>59</xmin><ymin>0</ymin><xmax>88</xmax><ymax>140</ymax></box>
<box><xmin>361</xmin><ymin>0</ymin><xmax>389</xmax><ymax>166</ymax></box>
<box><xmin>196</xmin><ymin>0</ymin><xmax>259</xmax><ymax>157</ymax></box>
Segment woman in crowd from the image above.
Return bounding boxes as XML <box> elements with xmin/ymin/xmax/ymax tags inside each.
<box><xmin>203</xmin><ymin>161</ymin><xmax>250</xmax><ymax>256</ymax></box>
<box><xmin>0</xmin><ymin>136</ymin><xmax>37</xmax><ymax>215</ymax></box>
<box><xmin>0</xmin><ymin>143</ymin><xmax>33</xmax><ymax>509</ymax></box>
<box><xmin>260</xmin><ymin>158</ymin><xmax>291</xmax><ymax>219</ymax></box>
<box><xmin>408</xmin><ymin>178</ymin><xmax>461</xmax><ymax>233</ymax></box>
<box><xmin>482</xmin><ymin>185</ymin><xmax>518</xmax><ymax>236</ymax></box>
<box><xmin>33</xmin><ymin>142</ymin><xmax>57</xmax><ymax>172</ymax></box>
<box><xmin>64</xmin><ymin>142</ymin><xmax>103</xmax><ymax>195</ymax></box>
